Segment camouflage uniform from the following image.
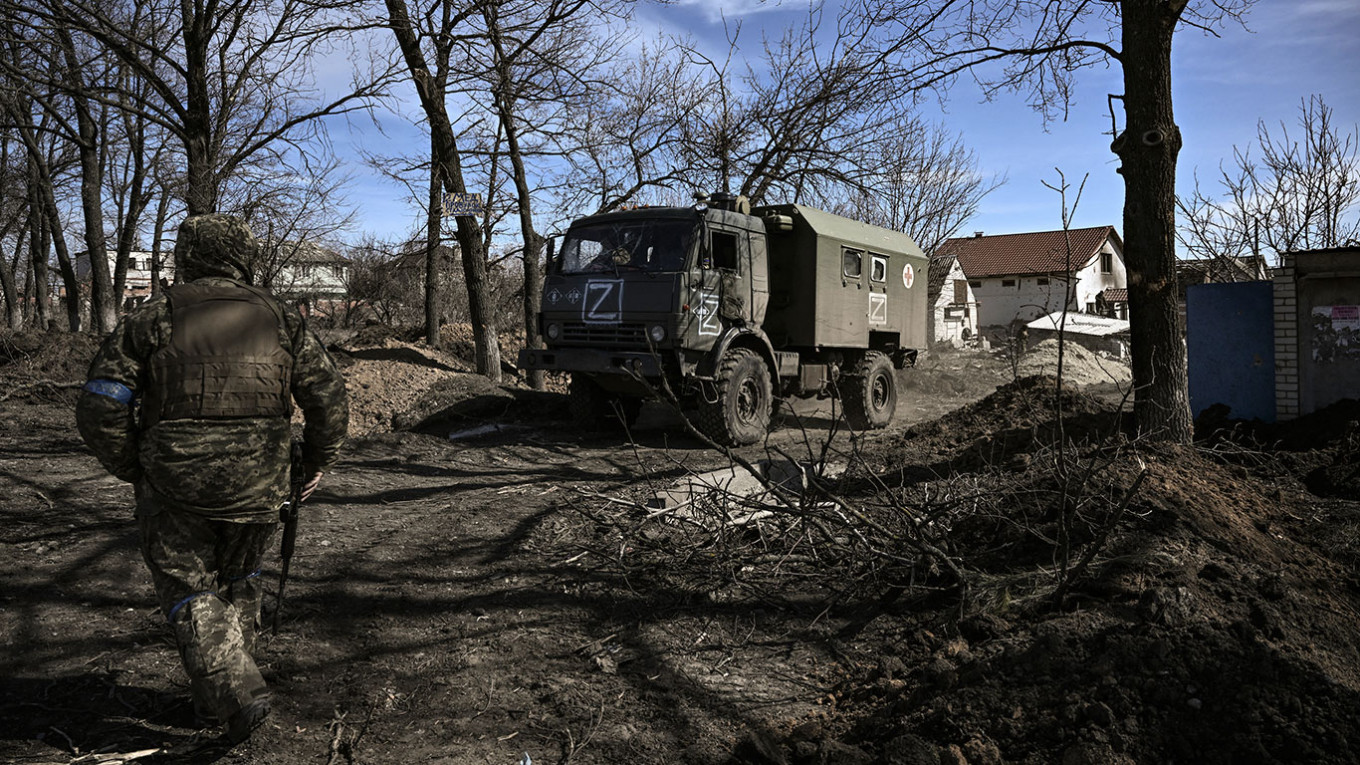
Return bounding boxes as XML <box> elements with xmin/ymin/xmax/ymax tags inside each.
<box><xmin>76</xmin><ymin>214</ymin><xmax>348</xmax><ymax>741</ymax></box>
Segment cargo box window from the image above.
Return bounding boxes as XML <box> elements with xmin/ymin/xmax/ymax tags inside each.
<box><xmin>711</xmin><ymin>231</ymin><xmax>738</xmax><ymax>270</ymax></box>
<box><xmin>843</xmin><ymin>248</ymin><xmax>863</xmax><ymax>278</ymax></box>
<box><xmin>870</xmin><ymin>254</ymin><xmax>888</xmax><ymax>283</ymax></box>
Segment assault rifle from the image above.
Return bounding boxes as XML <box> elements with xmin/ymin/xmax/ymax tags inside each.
<box><xmin>272</xmin><ymin>442</ymin><xmax>307</xmax><ymax>635</ymax></box>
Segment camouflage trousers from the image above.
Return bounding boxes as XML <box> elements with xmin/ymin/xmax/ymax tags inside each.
<box><xmin>136</xmin><ymin>489</ymin><xmax>278</xmax><ymax>724</ymax></box>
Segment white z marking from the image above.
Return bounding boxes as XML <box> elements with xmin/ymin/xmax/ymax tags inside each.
<box><xmin>868</xmin><ymin>292</ymin><xmax>888</xmax><ymax>325</ymax></box>
<box><xmin>696</xmin><ymin>292</ymin><xmax>721</xmax><ymax>336</ymax></box>
<box><xmin>584</xmin><ymin>280</ymin><xmax>622</xmax><ymax>324</ymax></box>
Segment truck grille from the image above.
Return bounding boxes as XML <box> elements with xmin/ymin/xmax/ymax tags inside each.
<box><xmin>560</xmin><ymin>322</ymin><xmax>648</xmax><ymax>346</ymax></box>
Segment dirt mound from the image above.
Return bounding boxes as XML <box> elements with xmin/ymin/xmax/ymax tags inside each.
<box><xmin>1017</xmin><ymin>338</ymin><xmax>1132</xmax><ymax>387</ymax></box>
<box><xmin>819</xmin><ymin>434</ymin><xmax>1360</xmax><ymax>765</ymax></box>
<box><xmin>0</xmin><ymin>330</ymin><xmax>102</xmax><ymax>383</ymax></box>
<box><xmin>330</xmin><ymin>339</ymin><xmax>481</xmax><ymax>436</ymax></box>
<box><xmin>869</xmin><ymin>375</ymin><xmax>1125</xmax><ymax>478</ymax></box>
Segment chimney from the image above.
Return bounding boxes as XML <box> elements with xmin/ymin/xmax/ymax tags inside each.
<box><xmin>973</xmin><ymin>231</ymin><xmax>984</xmax><ymax>238</ymax></box>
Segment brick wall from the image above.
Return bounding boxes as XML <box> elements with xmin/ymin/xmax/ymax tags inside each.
<box><xmin>1273</xmin><ymin>254</ymin><xmax>1299</xmax><ymax>419</ymax></box>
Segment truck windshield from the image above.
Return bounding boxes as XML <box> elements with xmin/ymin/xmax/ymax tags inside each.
<box><xmin>557</xmin><ymin>220</ymin><xmax>694</xmax><ymax>274</ymax></box>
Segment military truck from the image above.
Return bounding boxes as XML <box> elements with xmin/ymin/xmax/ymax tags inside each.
<box><xmin>517</xmin><ymin>193</ymin><xmax>928</xmax><ymax>446</ymax></box>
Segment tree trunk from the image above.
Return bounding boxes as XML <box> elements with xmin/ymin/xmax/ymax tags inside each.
<box><xmin>484</xmin><ymin>9</ymin><xmax>544</xmax><ymax>390</ymax></box>
<box><xmin>181</xmin><ymin>4</ymin><xmax>215</xmax><ymax>216</ymax></box>
<box><xmin>150</xmin><ymin>190</ymin><xmax>171</xmax><ymax>293</ymax></box>
<box><xmin>452</xmin><ymin>204</ymin><xmax>501</xmax><ymax>382</ymax></box>
<box><xmin>59</xmin><ymin>27</ymin><xmax>116</xmax><ymax>334</ymax></box>
<box><xmin>425</xmin><ymin>132</ymin><xmax>443</xmax><ymax>347</ymax></box>
<box><xmin>26</xmin><ymin>178</ymin><xmax>50</xmax><ymax>332</ymax></box>
<box><xmin>0</xmin><ymin>221</ymin><xmax>22</xmax><ymax>330</ymax></box>
<box><xmin>385</xmin><ymin>0</ymin><xmax>500</xmax><ymax>382</ymax></box>
<box><xmin>33</xmin><ymin>162</ymin><xmax>82</xmax><ymax>332</ymax></box>
<box><xmin>77</xmin><ymin>135</ymin><xmax>115</xmax><ymax>331</ymax></box>
<box><xmin>1115</xmin><ymin>0</ymin><xmax>1192</xmax><ymax>443</ymax></box>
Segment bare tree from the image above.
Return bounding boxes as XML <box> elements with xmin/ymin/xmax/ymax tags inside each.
<box><xmin>1179</xmin><ymin>95</ymin><xmax>1360</xmax><ymax>265</ymax></box>
<box><xmin>477</xmin><ymin>0</ymin><xmax>622</xmax><ymax>389</ymax></box>
<box><xmin>384</xmin><ymin>0</ymin><xmax>502</xmax><ymax>381</ymax></box>
<box><xmin>675</xmin><ymin>11</ymin><xmax>922</xmax><ymax>207</ymax></box>
<box><xmin>858</xmin><ymin>0</ymin><xmax>1257</xmax><ymax>443</ymax></box>
<box><xmin>4</xmin><ymin>0</ymin><xmax>393</xmax><ymax>218</ymax></box>
<box><xmin>226</xmin><ymin>153</ymin><xmax>355</xmax><ymax>292</ymax></box>
<box><xmin>557</xmin><ymin>36</ymin><xmax>705</xmax><ymax>215</ymax></box>
<box><xmin>104</xmin><ymin>42</ymin><xmax>169</xmax><ymax>309</ymax></box>
<box><xmin>823</xmin><ymin>117</ymin><xmax>1005</xmax><ymax>255</ymax></box>
<box><xmin>0</xmin><ymin>23</ymin><xmax>83</xmax><ymax>330</ymax></box>
<box><xmin>0</xmin><ymin>132</ymin><xmax>24</xmax><ymax>328</ymax></box>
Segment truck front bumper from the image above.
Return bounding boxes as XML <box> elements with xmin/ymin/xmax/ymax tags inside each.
<box><xmin>517</xmin><ymin>347</ymin><xmax>666</xmax><ymax>378</ymax></box>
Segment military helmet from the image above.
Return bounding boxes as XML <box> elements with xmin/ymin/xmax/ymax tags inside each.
<box><xmin>174</xmin><ymin>214</ymin><xmax>259</xmax><ymax>283</ymax></box>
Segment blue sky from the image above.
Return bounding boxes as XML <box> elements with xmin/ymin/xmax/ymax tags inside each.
<box><xmin>338</xmin><ymin>1</ymin><xmax>1360</xmax><ymax>248</ymax></box>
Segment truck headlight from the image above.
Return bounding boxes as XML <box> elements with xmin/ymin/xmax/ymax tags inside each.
<box><xmin>649</xmin><ymin>324</ymin><xmax>667</xmax><ymax>343</ymax></box>
<box><xmin>546</xmin><ymin>322</ymin><xmax>561</xmax><ymax>341</ymax></box>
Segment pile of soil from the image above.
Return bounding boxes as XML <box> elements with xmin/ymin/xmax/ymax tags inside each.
<box><xmin>766</xmin><ymin>378</ymin><xmax>1360</xmax><ymax>765</ymax></box>
<box><xmin>857</xmin><ymin>375</ymin><xmax>1124</xmax><ymax>481</ymax></box>
<box><xmin>327</xmin><ymin>340</ymin><xmax>476</xmax><ymax>436</ymax></box>
<box><xmin>1016</xmin><ymin>338</ymin><xmax>1132</xmax><ymax>387</ymax></box>
<box><xmin>0</xmin><ymin>330</ymin><xmax>102</xmax><ymax>385</ymax></box>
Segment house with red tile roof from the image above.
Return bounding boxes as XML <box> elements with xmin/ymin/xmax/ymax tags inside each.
<box><xmin>936</xmin><ymin>226</ymin><xmax>1126</xmax><ymax>330</ymax></box>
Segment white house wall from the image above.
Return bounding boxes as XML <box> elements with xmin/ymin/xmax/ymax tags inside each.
<box><xmin>76</xmin><ymin>250</ymin><xmax>176</xmax><ymax>289</ymax></box>
<box><xmin>931</xmin><ymin>258</ymin><xmax>978</xmax><ymax>345</ymax></box>
<box><xmin>273</xmin><ymin>264</ymin><xmax>348</xmax><ymax>299</ymax></box>
<box><xmin>972</xmin><ymin>275</ymin><xmax>1072</xmax><ymax>328</ymax></box>
<box><xmin>1073</xmin><ymin>239</ymin><xmax>1127</xmax><ymax>311</ymax></box>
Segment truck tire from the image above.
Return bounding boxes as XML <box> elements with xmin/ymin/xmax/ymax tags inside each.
<box><xmin>842</xmin><ymin>351</ymin><xmax>897</xmax><ymax>430</ymax></box>
<box><xmin>697</xmin><ymin>347</ymin><xmax>772</xmax><ymax>446</ymax></box>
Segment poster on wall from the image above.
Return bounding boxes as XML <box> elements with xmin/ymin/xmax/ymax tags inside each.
<box><xmin>1311</xmin><ymin>305</ymin><xmax>1360</xmax><ymax>362</ymax></box>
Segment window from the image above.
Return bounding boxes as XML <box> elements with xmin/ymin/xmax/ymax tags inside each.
<box><xmin>968</xmin><ymin>280</ymin><xmax>981</xmax><ymax>288</ymax></box>
<box><xmin>1037</xmin><ymin>277</ymin><xmax>1049</xmax><ymax>286</ymax></box>
<box><xmin>1002</xmin><ymin>279</ymin><xmax>1016</xmax><ymax>288</ymax></box>
<box><xmin>711</xmin><ymin>231</ymin><xmax>738</xmax><ymax>270</ymax></box>
<box><xmin>558</xmin><ymin>220</ymin><xmax>695</xmax><ymax>274</ymax></box>
<box><xmin>870</xmin><ymin>254</ymin><xmax>888</xmax><ymax>283</ymax></box>
<box><xmin>842</xmin><ymin>248</ymin><xmax>863</xmax><ymax>278</ymax></box>
<box><xmin>1101</xmin><ymin>252</ymin><xmax>1113</xmax><ymax>274</ymax></box>
<box><xmin>1086</xmin><ymin>302</ymin><xmax>1097</xmax><ymax>313</ymax></box>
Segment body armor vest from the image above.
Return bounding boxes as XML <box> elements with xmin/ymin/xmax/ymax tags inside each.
<box><xmin>144</xmin><ymin>282</ymin><xmax>293</xmax><ymax>426</ymax></box>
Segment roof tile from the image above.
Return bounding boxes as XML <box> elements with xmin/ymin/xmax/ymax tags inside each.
<box><xmin>938</xmin><ymin>226</ymin><xmax>1118</xmax><ymax>278</ymax></box>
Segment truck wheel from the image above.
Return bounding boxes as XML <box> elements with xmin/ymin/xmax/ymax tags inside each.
<box><xmin>697</xmin><ymin>347</ymin><xmax>772</xmax><ymax>446</ymax></box>
<box><xmin>568</xmin><ymin>375</ymin><xmax>611</xmax><ymax>431</ymax></box>
<box><xmin>842</xmin><ymin>351</ymin><xmax>897</xmax><ymax>430</ymax></box>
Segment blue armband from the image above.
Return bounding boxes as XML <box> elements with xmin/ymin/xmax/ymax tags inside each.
<box><xmin>83</xmin><ymin>379</ymin><xmax>136</xmax><ymax>405</ymax></box>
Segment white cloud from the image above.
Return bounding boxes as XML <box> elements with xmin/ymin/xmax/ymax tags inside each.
<box><xmin>669</xmin><ymin>0</ymin><xmax>793</xmax><ymax>25</ymax></box>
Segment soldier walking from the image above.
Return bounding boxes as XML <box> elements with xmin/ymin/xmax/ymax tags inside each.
<box><xmin>76</xmin><ymin>214</ymin><xmax>348</xmax><ymax>743</ymax></box>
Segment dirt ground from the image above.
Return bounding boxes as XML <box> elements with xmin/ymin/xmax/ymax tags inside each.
<box><xmin>2</xmin><ymin>329</ymin><xmax>1358</xmax><ymax>765</ymax></box>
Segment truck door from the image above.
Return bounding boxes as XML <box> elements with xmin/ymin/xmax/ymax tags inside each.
<box><xmin>749</xmin><ymin>231</ymin><xmax>769</xmax><ymax>324</ymax></box>
<box><xmin>709</xmin><ymin>227</ymin><xmax>752</xmax><ymax>326</ymax></box>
